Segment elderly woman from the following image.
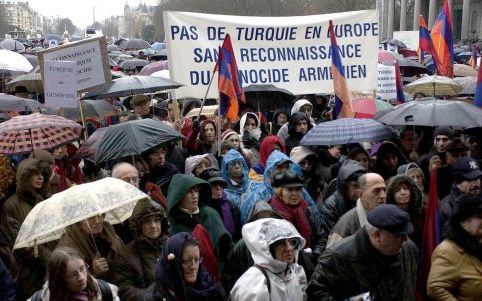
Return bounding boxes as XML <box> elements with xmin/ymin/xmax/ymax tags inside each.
<box><xmin>185</xmin><ymin>154</ymin><xmax>218</xmax><ymax>177</ymax></box>
<box><xmin>230</xmin><ymin>218</ymin><xmax>307</xmax><ymax>301</ymax></box>
<box><xmin>29</xmin><ymin>247</ymin><xmax>119</xmax><ymax>301</ymax></box>
<box><xmin>114</xmin><ymin>198</ymin><xmax>169</xmax><ymax>301</ymax></box>
<box><xmin>57</xmin><ymin>213</ymin><xmax>124</xmax><ymax>283</ymax></box>
<box><xmin>144</xmin><ymin>232</ymin><xmax>226</xmax><ymax>301</ymax></box>
<box><xmin>427</xmin><ymin>194</ymin><xmax>482</xmax><ymax>301</ymax></box>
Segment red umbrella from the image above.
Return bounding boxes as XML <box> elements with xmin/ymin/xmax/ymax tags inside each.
<box><xmin>0</xmin><ymin>113</ymin><xmax>82</xmax><ymax>154</ymax></box>
<box><xmin>352</xmin><ymin>98</ymin><xmax>393</xmax><ymax>119</ymax></box>
<box><xmin>139</xmin><ymin>60</ymin><xmax>169</xmax><ymax>75</ymax></box>
<box><xmin>378</xmin><ymin>50</ymin><xmax>400</xmax><ymax>64</ymax></box>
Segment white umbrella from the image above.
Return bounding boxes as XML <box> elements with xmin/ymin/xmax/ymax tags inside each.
<box><xmin>453</xmin><ymin>77</ymin><xmax>476</xmax><ymax>95</ymax></box>
<box><xmin>151</xmin><ymin>69</ymin><xmax>170</xmax><ymax>79</ymax></box>
<box><xmin>14</xmin><ymin>177</ymin><xmax>148</xmax><ymax>249</ymax></box>
<box><xmin>0</xmin><ymin>49</ymin><xmax>33</xmax><ymax>73</ymax></box>
<box><xmin>404</xmin><ymin>75</ymin><xmax>462</xmax><ymax>96</ymax></box>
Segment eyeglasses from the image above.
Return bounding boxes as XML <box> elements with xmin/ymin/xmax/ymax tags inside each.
<box><xmin>181</xmin><ymin>257</ymin><xmax>203</xmax><ymax>267</ymax></box>
<box><xmin>66</xmin><ymin>263</ymin><xmax>89</xmax><ymax>280</ymax></box>
<box><xmin>273</xmin><ymin>238</ymin><xmax>299</xmax><ymax>249</ymax></box>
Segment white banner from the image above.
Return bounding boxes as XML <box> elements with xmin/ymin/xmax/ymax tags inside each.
<box><xmin>164</xmin><ymin>10</ymin><xmax>379</xmax><ymax>99</ymax></box>
<box><xmin>43</xmin><ymin>60</ymin><xmax>78</xmax><ymax>108</ymax></box>
<box><xmin>377</xmin><ymin>64</ymin><xmax>396</xmax><ymax>100</ymax></box>
<box><xmin>393</xmin><ymin>31</ymin><xmax>419</xmax><ymax>50</ymax></box>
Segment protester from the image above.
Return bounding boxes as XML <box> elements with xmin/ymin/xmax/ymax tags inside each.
<box><xmin>398</xmin><ymin>127</ymin><xmax>421</xmax><ymax>162</ymax></box>
<box><xmin>326</xmin><ymin>172</ymin><xmax>387</xmax><ymax>247</ymax></box>
<box><xmin>144</xmin><ymin>232</ymin><xmax>226</xmax><ymax>301</ymax></box>
<box><xmin>251</xmin><ymin>135</ymin><xmax>286</xmax><ymax>179</ymax></box>
<box><xmin>346</xmin><ymin>146</ymin><xmax>371</xmax><ymax>171</ymax></box>
<box><xmin>186</xmin><ymin>119</ymin><xmax>218</xmax><ymax>155</ymax></box>
<box><xmin>284</xmin><ymin>112</ymin><xmax>313</xmax><ymax>154</ymax></box>
<box><xmin>230</xmin><ymin>218</ymin><xmax>307</xmax><ymax>301</ymax></box>
<box><xmin>30</xmin><ymin>149</ymin><xmax>72</xmax><ymax>194</ymax></box>
<box><xmin>185</xmin><ymin>154</ymin><xmax>218</xmax><ymax>177</ymax></box>
<box><xmin>29</xmin><ymin>247</ymin><xmax>119</xmax><ymax>301</ymax></box>
<box><xmin>427</xmin><ymin>194</ymin><xmax>482</xmax><ymax>300</ymax></box>
<box><xmin>52</xmin><ymin>144</ymin><xmax>84</xmax><ymax>184</ymax></box>
<box><xmin>290</xmin><ymin>146</ymin><xmax>325</xmax><ymax>202</ymax></box>
<box><xmin>277</xmin><ymin>98</ymin><xmax>314</xmax><ymax>140</ymax></box>
<box><xmin>220</xmin><ymin>149</ymin><xmax>250</xmax><ymax>206</ymax></box>
<box><xmin>114</xmin><ymin>198</ymin><xmax>169</xmax><ymax>300</ymax></box>
<box><xmin>436</xmin><ymin>138</ymin><xmax>471</xmax><ymax>199</ymax></box>
<box><xmin>374</xmin><ymin>141</ymin><xmax>408</xmax><ymax>181</ymax></box>
<box><xmin>239</xmin><ymin>112</ymin><xmax>263</xmax><ymax>167</ymax></box>
<box><xmin>57</xmin><ymin>214</ymin><xmax>124</xmax><ymax>283</ymax></box>
<box><xmin>140</xmin><ymin>145</ymin><xmax>180</xmax><ymax>195</ymax></box>
<box><xmin>418</xmin><ymin>126</ymin><xmax>454</xmax><ymax>178</ymax></box>
<box><xmin>307</xmin><ymin>204</ymin><xmax>418</xmax><ymax>300</ymax></box>
<box><xmin>269</xmin><ymin>108</ymin><xmax>289</xmax><ymax>135</ymax></box>
<box><xmin>130</xmin><ymin>94</ymin><xmax>152</xmax><ymax>118</ymax></box>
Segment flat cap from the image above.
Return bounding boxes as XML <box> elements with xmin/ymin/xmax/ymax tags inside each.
<box><xmin>367</xmin><ymin>204</ymin><xmax>413</xmax><ymax>235</ymax></box>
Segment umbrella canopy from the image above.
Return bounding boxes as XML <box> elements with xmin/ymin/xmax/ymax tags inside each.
<box><xmin>185</xmin><ymin>105</ymin><xmax>218</xmax><ymax>118</ymax></box>
<box><xmin>453</xmin><ymin>64</ymin><xmax>478</xmax><ymax>77</ymax></box>
<box><xmin>0</xmin><ymin>49</ymin><xmax>33</xmax><ymax>73</ymax></box>
<box><xmin>453</xmin><ymin>76</ymin><xmax>476</xmax><ymax>95</ymax></box>
<box><xmin>151</xmin><ymin>42</ymin><xmax>166</xmax><ymax>52</ymax></box>
<box><xmin>397</xmin><ymin>58</ymin><xmax>427</xmax><ymax>77</ymax></box>
<box><xmin>0</xmin><ymin>113</ymin><xmax>82</xmax><ymax>155</ymax></box>
<box><xmin>352</xmin><ymin>98</ymin><xmax>393</xmax><ymax>119</ymax></box>
<box><xmin>14</xmin><ymin>177</ymin><xmax>148</xmax><ymax>249</ymax></box>
<box><xmin>107</xmin><ymin>44</ymin><xmax>118</xmax><ymax>52</ymax></box>
<box><xmin>300</xmin><ymin>118</ymin><xmax>394</xmax><ymax>146</ymax></box>
<box><xmin>0</xmin><ymin>93</ymin><xmax>43</xmax><ymax>112</ymax></box>
<box><xmin>118</xmin><ymin>58</ymin><xmax>149</xmax><ymax>70</ymax></box>
<box><xmin>6</xmin><ymin>72</ymin><xmax>42</xmax><ymax>93</ymax></box>
<box><xmin>23</xmin><ymin>54</ymin><xmax>38</xmax><ymax>70</ymax></box>
<box><xmin>244</xmin><ymin>84</ymin><xmax>296</xmax><ymax>112</ymax></box>
<box><xmin>404</xmin><ymin>75</ymin><xmax>462</xmax><ymax>96</ymax></box>
<box><xmin>110</xmin><ymin>70</ymin><xmax>127</xmax><ymax>79</ymax></box>
<box><xmin>82</xmin><ymin>75</ymin><xmax>182</xmax><ymax>99</ymax></box>
<box><xmin>0</xmin><ymin>39</ymin><xmax>25</xmax><ymax>52</ymax></box>
<box><xmin>43</xmin><ymin>99</ymin><xmax>118</xmax><ymax>121</ymax></box>
<box><xmin>122</xmin><ymin>39</ymin><xmax>150</xmax><ymax>50</ymax></box>
<box><xmin>374</xmin><ymin>98</ymin><xmax>482</xmax><ymax>127</ymax></box>
<box><xmin>378</xmin><ymin>50</ymin><xmax>401</xmax><ymax>64</ymax></box>
<box><xmin>150</xmin><ymin>70</ymin><xmax>170</xmax><ymax>79</ymax></box>
<box><xmin>80</xmin><ymin>118</ymin><xmax>184</xmax><ymax>163</ymax></box>
<box><xmin>139</xmin><ymin>60</ymin><xmax>169</xmax><ymax>75</ymax></box>
<box><xmin>75</xmin><ymin>127</ymin><xmax>107</xmax><ymax>162</ymax></box>
<box><xmin>381</xmin><ymin>39</ymin><xmax>407</xmax><ymax>48</ymax></box>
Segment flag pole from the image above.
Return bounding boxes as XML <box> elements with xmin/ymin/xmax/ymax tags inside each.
<box><xmin>197</xmin><ymin>70</ymin><xmax>217</xmax><ymax>121</ymax></box>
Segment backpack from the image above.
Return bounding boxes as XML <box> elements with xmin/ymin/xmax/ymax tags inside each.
<box><xmin>30</xmin><ymin>279</ymin><xmax>113</xmax><ymax>301</ymax></box>
<box><xmin>254</xmin><ymin>264</ymin><xmax>271</xmax><ymax>299</ymax></box>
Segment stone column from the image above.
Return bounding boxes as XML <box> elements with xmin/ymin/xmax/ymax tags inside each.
<box><xmin>387</xmin><ymin>0</ymin><xmax>394</xmax><ymax>39</ymax></box>
<box><xmin>428</xmin><ymin>0</ymin><xmax>437</xmax><ymax>28</ymax></box>
<box><xmin>412</xmin><ymin>0</ymin><xmax>421</xmax><ymax>30</ymax></box>
<box><xmin>461</xmin><ymin>0</ymin><xmax>471</xmax><ymax>43</ymax></box>
<box><xmin>400</xmin><ymin>0</ymin><xmax>407</xmax><ymax>31</ymax></box>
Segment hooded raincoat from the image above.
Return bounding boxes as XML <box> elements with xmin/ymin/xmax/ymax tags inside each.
<box><xmin>185</xmin><ymin>154</ymin><xmax>219</xmax><ymax>177</ymax></box>
<box><xmin>277</xmin><ymin>99</ymin><xmax>314</xmax><ymax>140</ymax></box>
<box><xmin>240</xmin><ymin>112</ymin><xmax>262</xmax><ymax>167</ymax></box>
<box><xmin>240</xmin><ymin>150</ymin><xmax>315</xmax><ymax>224</ymax></box>
<box><xmin>221</xmin><ymin>149</ymin><xmax>250</xmax><ymax>205</ymax></box>
<box><xmin>230</xmin><ymin>218</ymin><xmax>308</xmax><ymax>301</ymax></box>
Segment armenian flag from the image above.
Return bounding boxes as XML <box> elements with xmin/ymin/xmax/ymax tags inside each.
<box><xmin>328</xmin><ymin>20</ymin><xmax>354</xmax><ymax>119</ymax></box>
<box><xmin>430</xmin><ymin>0</ymin><xmax>454</xmax><ymax>77</ymax></box>
<box><xmin>475</xmin><ymin>57</ymin><xmax>482</xmax><ymax>107</ymax></box>
<box><xmin>217</xmin><ymin>34</ymin><xmax>245</xmax><ymax>121</ymax></box>
<box><xmin>419</xmin><ymin>15</ymin><xmax>441</xmax><ymax>73</ymax></box>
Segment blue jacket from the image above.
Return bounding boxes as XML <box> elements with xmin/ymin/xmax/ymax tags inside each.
<box><xmin>239</xmin><ymin>150</ymin><xmax>316</xmax><ymax>223</ymax></box>
<box><xmin>221</xmin><ymin>149</ymin><xmax>251</xmax><ymax>206</ymax></box>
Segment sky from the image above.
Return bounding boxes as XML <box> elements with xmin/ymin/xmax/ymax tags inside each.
<box><xmin>27</xmin><ymin>0</ymin><xmax>159</xmax><ymax>29</ymax></box>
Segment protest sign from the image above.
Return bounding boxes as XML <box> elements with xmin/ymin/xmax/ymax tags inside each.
<box><xmin>43</xmin><ymin>60</ymin><xmax>78</xmax><ymax>108</ymax></box>
<box><xmin>393</xmin><ymin>31</ymin><xmax>419</xmax><ymax>50</ymax></box>
<box><xmin>38</xmin><ymin>36</ymin><xmax>110</xmax><ymax>91</ymax></box>
<box><xmin>164</xmin><ymin>10</ymin><xmax>379</xmax><ymax>98</ymax></box>
<box><xmin>377</xmin><ymin>63</ymin><xmax>396</xmax><ymax>100</ymax></box>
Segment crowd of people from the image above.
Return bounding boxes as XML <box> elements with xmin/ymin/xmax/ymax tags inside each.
<box><xmin>0</xmin><ymin>93</ymin><xmax>481</xmax><ymax>301</ymax></box>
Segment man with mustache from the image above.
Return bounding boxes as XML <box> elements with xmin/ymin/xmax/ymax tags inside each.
<box><xmin>440</xmin><ymin>157</ymin><xmax>481</xmax><ymax>227</ymax></box>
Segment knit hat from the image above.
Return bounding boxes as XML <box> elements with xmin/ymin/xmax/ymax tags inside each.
<box><xmin>433</xmin><ymin>126</ymin><xmax>454</xmax><ymax>140</ymax></box>
<box><xmin>222</xmin><ymin>129</ymin><xmax>238</xmax><ymax>141</ymax></box>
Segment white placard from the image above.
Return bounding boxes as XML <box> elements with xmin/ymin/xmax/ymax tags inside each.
<box><xmin>43</xmin><ymin>60</ymin><xmax>78</xmax><ymax>108</ymax></box>
<box><xmin>393</xmin><ymin>31</ymin><xmax>419</xmax><ymax>50</ymax></box>
<box><xmin>377</xmin><ymin>64</ymin><xmax>396</xmax><ymax>100</ymax></box>
<box><xmin>164</xmin><ymin>10</ymin><xmax>379</xmax><ymax>98</ymax></box>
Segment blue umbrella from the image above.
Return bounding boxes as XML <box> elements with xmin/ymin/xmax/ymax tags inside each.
<box><xmin>300</xmin><ymin>118</ymin><xmax>394</xmax><ymax>146</ymax></box>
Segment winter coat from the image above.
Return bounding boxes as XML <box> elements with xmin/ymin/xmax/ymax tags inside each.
<box><xmin>307</xmin><ymin>227</ymin><xmax>418</xmax><ymax>301</ymax></box>
<box><xmin>230</xmin><ymin>218</ymin><xmax>308</xmax><ymax>301</ymax></box>
<box><xmin>326</xmin><ymin>199</ymin><xmax>367</xmax><ymax>248</ymax></box>
<box><xmin>374</xmin><ymin>141</ymin><xmax>408</xmax><ymax>181</ymax></box>
<box><xmin>186</xmin><ymin>119</ymin><xmax>217</xmax><ymax>155</ymax></box>
<box><xmin>284</xmin><ymin>112</ymin><xmax>313</xmax><ymax>154</ymax></box>
<box><xmin>141</xmin><ymin>162</ymin><xmax>180</xmax><ymax>195</ymax></box>
<box><xmin>439</xmin><ymin>185</ymin><xmax>479</xmax><ymax>228</ymax></box>
<box><xmin>205</xmin><ymin>192</ymin><xmax>242</xmax><ymax>242</ymax></box>
<box><xmin>427</xmin><ymin>221</ymin><xmax>482</xmax><ymax>301</ymax></box>
<box><xmin>277</xmin><ymin>99</ymin><xmax>315</xmax><ymax>141</ymax></box>
<box><xmin>240</xmin><ymin>112</ymin><xmax>262</xmax><ymax>167</ymax></box>
<box><xmin>319</xmin><ymin>160</ymin><xmax>366</xmax><ymax>251</ymax></box>
<box><xmin>221</xmin><ymin>149</ymin><xmax>250</xmax><ymax>206</ymax></box>
<box><xmin>0</xmin><ymin>256</ymin><xmax>15</xmax><ymax>301</ymax></box>
<box><xmin>167</xmin><ymin>174</ymin><xmax>232</xmax><ymax>259</ymax></box>
<box><xmin>251</xmin><ymin>135</ymin><xmax>286</xmax><ymax>176</ymax></box>
<box><xmin>28</xmin><ymin>276</ymin><xmax>120</xmax><ymax>301</ymax></box>
<box><xmin>240</xmin><ymin>150</ymin><xmax>316</xmax><ymax>224</ymax></box>
<box><xmin>0</xmin><ymin>158</ymin><xmax>51</xmax><ymax>300</ymax></box>
<box><xmin>114</xmin><ymin>199</ymin><xmax>168</xmax><ymax>301</ymax></box>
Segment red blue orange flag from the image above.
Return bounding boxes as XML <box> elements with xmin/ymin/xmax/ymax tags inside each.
<box><xmin>419</xmin><ymin>15</ymin><xmax>441</xmax><ymax>74</ymax></box>
<box><xmin>430</xmin><ymin>0</ymin><xmax>454</xmax><ymax>77</ymax></box>
<box><xmin>475</xmin><ymin>57</ymin><xmax>482</xmax><ymax>107</ymax></box>
<box><xmin>394</xmin><ymin>62</ymin><xmax>405</xmax><ymax>104</ymax></box>
<box><xmin>216</xmin><ymin>34</ymin><xmax>245</xmax><ymax>121</ymax></box>
<box><xmin>328</xmin><ymin>20</ymin><xmax>354</xmax><ymax>119</ymax></box>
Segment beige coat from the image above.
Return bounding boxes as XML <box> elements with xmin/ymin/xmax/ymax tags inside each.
<box><xmin>427</xmin><ymin>239</ymin><xmax>482</xmax><ymax>301</ymax></box>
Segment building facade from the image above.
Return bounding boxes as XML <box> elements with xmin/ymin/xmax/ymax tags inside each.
<box><xmin>0</xmin><ymin>0</ymin><xmax>43</xmax><ymax>37</ymax></box>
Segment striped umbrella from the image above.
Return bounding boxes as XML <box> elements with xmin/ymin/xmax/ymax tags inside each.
<box><xmin>0</xmin><ymin>113</ymin><xmax>82</xmax><ymax>154</ymax></box>
<box><xmin>300</xmin><ymin>118</ymin><xmax>394</xmax><ymax>146</ymax></box>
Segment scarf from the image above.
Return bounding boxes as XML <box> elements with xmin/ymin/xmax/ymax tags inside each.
<box><xmin>269</xmin><ymin>196</ymin><xmax>312</xmax><ymax>248</ymax></box>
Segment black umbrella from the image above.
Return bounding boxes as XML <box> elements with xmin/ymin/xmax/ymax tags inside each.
<box><xmin>121</xmin><ymin>39</ymin><xmax>150</xmax><ymax>50</ymax></box>
<box><xmin>0</xmin><ymin>93</ymin><xmax>43</xmax><ymax>112</ymax></box>
<box><xmin>397</xmin><ymin>58</ymin><xmax>427</xmax><ymax>77</ymax></box>
<box><xmin>43</xmin><ymin>99</ymin><xmax>118</xmax><ymax>122</ymax></box>
<box><xmin>374</xmin><ymin>97</ymin><xmax>482</xmax><ymax>128</ymax></box>
<box><xmin>81</xmin><ymin>75</ymin><xmax>182</xmax><ymax>99</ymax></box>
<box><xmin>381</xmin><ymin>39</ymin><xmax>407</xmax><ymax>49</ymax></box>
<box><xmin>78</xmin><ymin>118</ymin><xmax>184</xmax><ymax>163</ymax></box>
<box><xmin>118</xmin><ymin>58</ymin><xmax>149</xmax><ymax>70</ymax></box>
<box><xmin>244</xmin><ymin>84</ymin><xmax>296</xmax><ymax>112</ymax></box>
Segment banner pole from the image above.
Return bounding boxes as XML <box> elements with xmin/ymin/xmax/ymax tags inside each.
<box><xmin>78</xmin><ymin>95</ymin><xmax>88</xmax><ymax>140</ymax></box>
<box><xmin>197</xmin><ymin>70</ymin><xmax>216</xmax><ymax>120</ymax></box>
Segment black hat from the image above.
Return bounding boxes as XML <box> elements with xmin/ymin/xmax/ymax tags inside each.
<box><xmin>452</xmin><ymin>194</ymin><xmax>482</xmax><ymax>222</ymax></box>
<box><xmin>453</xmin><ymin>157</ymin><xmax>482</xmax><ymax>181</ymax></box>
<box><xmin>433</xmin><ymin>126</ymin><xmax>454</xmax><ymax>140</ymax></box>
<box><xmin>198</xmin><ymin>167</ymin><xmax>227</xmax><ymax>188</ymax></box>
<box><xmin>272</xmin><ymin>170</ymin><xmax>305</xmax><ymax>188</ymax></box>
<box><xmin>367</xmin><ymin>204</ymin><xmax>414</xmax><ymax>235</ymax></box>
